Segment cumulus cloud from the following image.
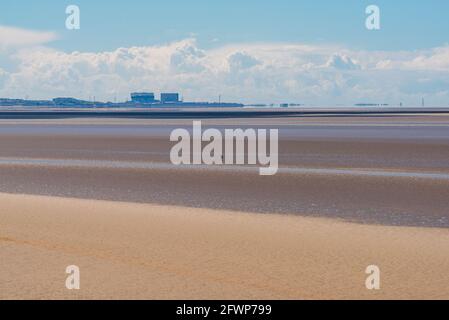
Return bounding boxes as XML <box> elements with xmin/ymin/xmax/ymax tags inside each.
<box><xmin>228</xmin><ymin>52</ymin><xmax>261</xmax><ymax>72</ymax></box>
<box><xmin>170</xmin><ymin>39</ymin><xmax>206</xmax><ymax>73</ymax></box>
<box><xmin>326</xmin><ymin>54</ymin><xmax>360</xmax><ymax>70</ymax></box>
<box><xmin>0</xmin><ymin>36</ymin><xmax>448</xmax><ymax>105</ymax></box>
<box><xmin>403</xmin><ymin>47</ymin><xmax>449</xmax><ymax>71</ymax></box>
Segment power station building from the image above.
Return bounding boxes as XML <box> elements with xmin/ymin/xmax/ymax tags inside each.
<box><xmin>161</xmin><ymin>93</ymin><xmax>180</xmax><ymax>103</ymax></box>
<box><xmin>130</xmin><ymin>92</ymin><xmax>155</xmax><ymax>104</ymax></box>
<box><xmin>126</xmin><ymin>91</ymin><xmax>242</xmax><ymax>107</ymax></box>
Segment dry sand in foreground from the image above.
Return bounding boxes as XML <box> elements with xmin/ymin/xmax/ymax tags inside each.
<box><xmin>1</xmin><ymin>193</ymin><xmax>449</xmax><ymax>300</ymax></box>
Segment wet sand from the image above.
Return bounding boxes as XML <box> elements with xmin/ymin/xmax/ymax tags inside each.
<box><xmin>0</xmin><ymin>116</ymin><xmax>448</xmax><ymax>227</ymax></box>
<box><xmin>1</xmin><ymin>193</ymin><xmax>449</xmax><ymax>300</ymax></box>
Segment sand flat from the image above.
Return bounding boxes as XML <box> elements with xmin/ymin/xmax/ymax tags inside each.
<box><xmin>1</xmin><ymin>117</ymin><xmax>449</xmax><ymax>228</ymax></box>
<box><xmin>1</xmin><ymin>193</ymin><xmax>449</xmax><ymax>300</ymax></box>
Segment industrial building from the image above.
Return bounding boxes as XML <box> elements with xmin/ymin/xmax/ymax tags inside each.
<box><xmin>130</xmin><ymin>92</ymin><xmax>155</xmax><ymax>104</ymax></box>
<box><xmin>0</xmin><ymin>92</ymin><xmax>244</xmax><ymax>108</ymax></box>
<box><xmin>161</xmin><ymin>93</ymin><xmax>180</xmax><ymax>104</ymax></box>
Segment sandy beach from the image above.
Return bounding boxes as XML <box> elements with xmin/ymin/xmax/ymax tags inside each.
<box><xmin>1</xmin><ymin>193</ymin><xmax>449</xmax><ymax>300</ymax></box>
<box><xmin>1</xmin><ymin>115</ymin><xmax>449</xmax><ymax>299</ymax></box>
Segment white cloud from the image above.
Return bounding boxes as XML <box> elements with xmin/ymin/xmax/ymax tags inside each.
<box><xmin>0</xmin><ymin>37</ymin><xmax>448</xmax><ymax>105</ymax></box>
<box><xmin>228</xmin><ymin>52</ymin><xmax>261</xmax><ymax>71</ymax></box>
<box><xmin>325</xmin><ymin>54</ymin><xmax>361</xmax><ymax>70</ymax></box>
<box><xmin>0</xmin><ymin>25</ymin><xmax>57</xmax><ymax>49</ymax></box>
<box><xmin>373</xmin><ymin>47</ymin><xmax>449</xmax><ymax>72</ymax></box>
<box><xmin>403</xmin><ymin>47</ymin><xmax>449</xmax><ymax>71</ymax></box>
<box><xmin>170</xmin><ymin>39</ymin><xmax>206</xmax><ymax>73</ymax></box>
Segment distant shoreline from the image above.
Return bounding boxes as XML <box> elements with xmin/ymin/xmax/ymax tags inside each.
<box><xmin>0</xmin><ymin>97</ymin><xmax>244</xmax><ymax>109</ymax></box>
<box><xmin>0</xmin><ymin>107</ymin><xmax>449</xmax><ymax>119</ymax></box>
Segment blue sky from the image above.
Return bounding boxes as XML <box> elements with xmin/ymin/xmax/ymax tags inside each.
<box><xmin>0</xmin><ymin>1</ymin><xmax>449</xmax><ymax>105</ymax></box>
<box><xmin>2</xmin><ymin>0</ymin><xmax>449</xmax><ymax>52</ymax></box>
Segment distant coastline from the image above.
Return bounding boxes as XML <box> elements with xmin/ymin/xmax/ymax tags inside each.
<box><xmin>0</xmin><ymin>96</ymin><xmax>244</xmax><ymax>108</ymax></box>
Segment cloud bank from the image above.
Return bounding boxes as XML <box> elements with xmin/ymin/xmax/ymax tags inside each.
<box><xmin>1</xmin><ymin>28</ymin><xmax>449</xmax><ymax>106</ymax></box>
